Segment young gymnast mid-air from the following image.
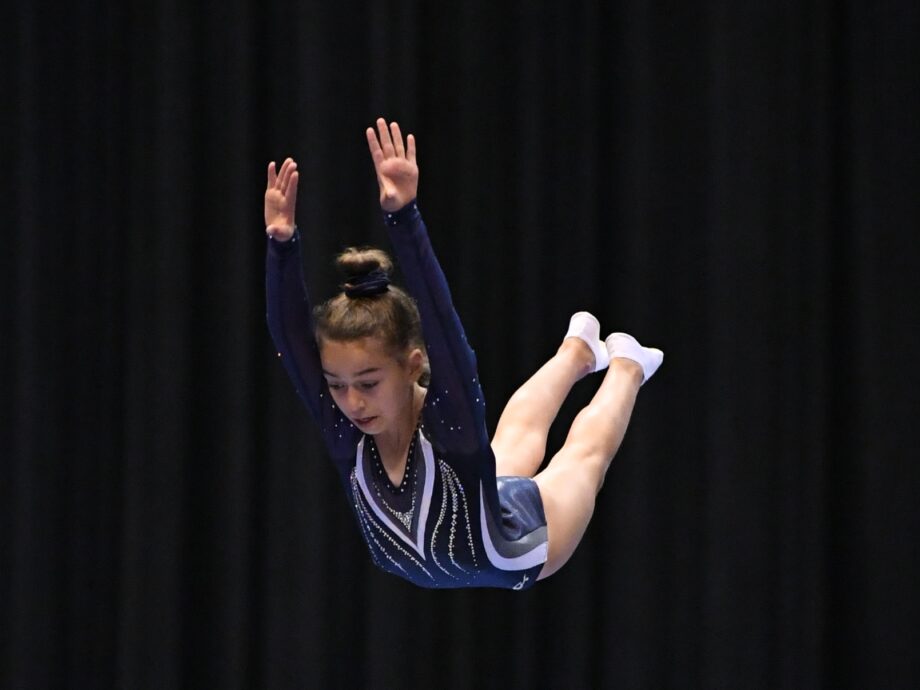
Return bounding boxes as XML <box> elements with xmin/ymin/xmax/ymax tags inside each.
<box><xmin>264</xmin><ymin>118</ymin><xmax>662</xmax><ymax>590</ymax></box>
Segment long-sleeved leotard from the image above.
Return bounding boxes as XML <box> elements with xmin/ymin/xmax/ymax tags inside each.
<box><xmin>266</xmin><ymin>201</ymin><xmax>547</xmax><ymax>589</ymax></box>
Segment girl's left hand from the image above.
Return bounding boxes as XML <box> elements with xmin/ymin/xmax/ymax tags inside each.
<box><xmin>366</xmin><ymin>118</ymin><xmax>418</xmax><ymax>212</ymax></box>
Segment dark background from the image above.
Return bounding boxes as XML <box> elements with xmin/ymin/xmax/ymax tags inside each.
<box><xmin>4</xmin><ymin>1</ymin><xmax>919</xmax><ymax>688</ymax></box>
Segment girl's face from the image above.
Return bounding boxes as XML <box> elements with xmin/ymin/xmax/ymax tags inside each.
<box><xmin>319</xmin><ymin>336</ymin><xmax>423</xmax><ymax>436</ymax></box>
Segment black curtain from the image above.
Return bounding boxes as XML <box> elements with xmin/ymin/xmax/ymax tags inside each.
<box><xmin>4</xmin><ymin>1</ymin><xmax>918</xmax><ymax>688</ymax></box>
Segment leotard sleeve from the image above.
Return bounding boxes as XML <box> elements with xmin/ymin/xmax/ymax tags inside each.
<box><xmin>265</xmin><ymin>231</ymin><xmax>361</xmax><ymax>459</ymax></box>
<box><xmin>383</xmin><ymin>201</ymin><xmax>490</xmax><ymax>456</ymax></box>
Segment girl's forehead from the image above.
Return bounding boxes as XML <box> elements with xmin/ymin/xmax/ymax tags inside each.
<box><xmin>321</xmin><ymin>336</ymin><xmax>385</xmax><ymax>357</ymax></box>
<box><xmin>320</xmin><ymin>337</ymin><xmax>394</xmax><ymax>373</ymax></box>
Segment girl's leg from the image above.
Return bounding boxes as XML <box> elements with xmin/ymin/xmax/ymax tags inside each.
<box><xmin>535</xmin><ymin>334</ymin><xmax>663</xmax><ymax>580</ymax></box>
<box><xmin>492</xmin><ymin>314</ymin><xmax>608</xmax><ymax>478</ymax></box>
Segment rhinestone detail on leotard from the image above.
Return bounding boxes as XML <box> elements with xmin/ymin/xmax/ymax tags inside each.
<box><xmin>350</xmin><ymin>471</ymin><xmax>434</xmax><ymax>581</ymax></box>
<box><xmin>367</xmin><ymin>434</ymin><xmax>419</xmax><ymax>530</ymax></box>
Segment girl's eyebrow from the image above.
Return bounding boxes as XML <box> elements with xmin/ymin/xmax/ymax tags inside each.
<box><xmin>322</xmin><ymin>367</ymin><xmax>381</xmax><ymax>378</ymax></box>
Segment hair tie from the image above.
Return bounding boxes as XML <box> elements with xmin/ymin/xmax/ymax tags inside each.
<box><xmin>344</xmin><ymin>269</ymin><xmax>390</xmax><ymax>297</ymax></box>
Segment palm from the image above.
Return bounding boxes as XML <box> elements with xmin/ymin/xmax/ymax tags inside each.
<box><xmin>366</xmin><ymin>118</ymin><xmax>419</xmax><ymax>211</ymax></box>
<box><xmin>265</xmin><ymin>187</ymin><xmax>294</xmax><ymax>226</ymax></box>
<box><xmin>377</xmin><ymin>157</ymin><xmax>418</xmax><ymax>198</ymax></box>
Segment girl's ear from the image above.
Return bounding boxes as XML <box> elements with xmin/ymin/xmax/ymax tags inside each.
<box><xmin>406</xmin><ymin>347</ymin><xmax>425</xmax><ymax>381</ymax></box>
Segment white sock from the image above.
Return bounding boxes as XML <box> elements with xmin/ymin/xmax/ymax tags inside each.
<box><xmin>604</xmin><ymin>332</ymin><xmax>663</xmax><ymax>384</ymax></box>
<box><xmin>565</xmin><ymin>312</ymin><xmax>610</xmax><ymax>373</ymax></box>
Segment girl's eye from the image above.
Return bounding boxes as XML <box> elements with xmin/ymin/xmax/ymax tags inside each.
<box><xmin>359</xmin><ymin>382</ymin><xmax>379</xmax><ymax>391</ymax></box>
<box><xmin>327</xmin><ymin>382</ymin><xmax>344</xmax><ymax>391</ymax></box>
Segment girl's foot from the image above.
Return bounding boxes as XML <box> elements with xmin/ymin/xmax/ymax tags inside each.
<box><xmin>564</xmin><ymin>312</ymin><xmax>610</xmax><ymax>373</ymax></box>
<box><xmin>604</xmin><ymin>333</ymin><xmax>663</xmax><ymax>384</ymax></box>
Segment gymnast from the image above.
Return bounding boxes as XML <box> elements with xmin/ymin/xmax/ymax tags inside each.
<box><xmin>264</xmin><ymin>118</ymin><xmax>662</xmax><ymax>590</ymax></box>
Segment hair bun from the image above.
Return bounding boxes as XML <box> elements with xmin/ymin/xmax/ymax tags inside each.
<box><xmin>344</xmin><ymin>268</ymin><xmax>390</xmax><ymax>297</ymax></box>
<box><xmin>337</xmin><ymin>247</ymin><xmax>393</xmax><ymax>298</ymax></box>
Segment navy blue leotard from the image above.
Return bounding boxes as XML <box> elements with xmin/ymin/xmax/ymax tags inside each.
<box><xmin>266</xmin><ymin>201</ymin><xmax>547</xmax><ymax>590</ymax></box>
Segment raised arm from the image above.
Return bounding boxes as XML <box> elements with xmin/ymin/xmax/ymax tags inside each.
<box><xmin>264</xmin><ymin>157</ymin><xmax>360</xmax><ymax>458</ymax></box>
<box><xmin>366</xmin><ymin>119</ymin><xmax>488</xmax><ymax>454</ymax></box>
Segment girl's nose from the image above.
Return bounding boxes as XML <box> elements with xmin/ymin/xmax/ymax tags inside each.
<box><xmin>346</xmin><ymin>387</ymin><xmax>364</xmax><ymax>410</ymax></box>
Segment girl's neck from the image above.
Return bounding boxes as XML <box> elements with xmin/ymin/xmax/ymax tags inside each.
<box><xmin>375</xmin><ymin>384</ymin><xmax>426</xmax><ymax>456</ymax></box>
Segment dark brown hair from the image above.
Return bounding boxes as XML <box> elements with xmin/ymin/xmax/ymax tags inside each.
<box><xmin>314</xmin><ymin>247</ymin><xmax>429</xmax><ymax>384</ymax></box>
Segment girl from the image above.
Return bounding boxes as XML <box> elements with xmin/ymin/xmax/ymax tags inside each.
<box><xmin>264</xmin><ymin>118</ymin><xmax>662</xmax><ymax>590</ymax></box>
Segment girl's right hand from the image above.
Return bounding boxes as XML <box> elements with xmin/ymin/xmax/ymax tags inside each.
<box><xmin>265</xmin><ymin>157</ymin><xmax>299</xmax><ymax>242</ymax></box>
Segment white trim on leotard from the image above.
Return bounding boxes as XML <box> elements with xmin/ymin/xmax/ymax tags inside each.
<box><xmin>354</xmin><ymin>432</ymin><xmax>436</xmax><ymax>559</ymax></box>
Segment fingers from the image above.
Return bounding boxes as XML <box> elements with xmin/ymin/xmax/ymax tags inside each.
<box><xmin>370</xmin><ymin>117</ymin><xmax>415</xmax><ymax>162</ymax></box>
<box><xmin>406</xmin><ymin>133</ymin><xmax>416</xmax><ymax>165</ymax></box>
<box><xmin>366</xmin><ymin>127</ymin><xmax>384</xmax><ymax>165</ymax></box>
<box><xmin>376</xmin><ymin>117</ymin><xmax>395</xmax><ymax>156</ymax></box>
<box><xmin>390</xmin><ymin>121</ymin><xmax>405</xmax><ymax>157</ymax></box>
<box><xmin>279</xmin><ymin>157</ymin><xmax>297</xmax><ymax>194</ymax></box>
<box><xmin>287</xmin><ymin>169</ymin><xmax>299</xmax><ymax>202</ymax></box>
<box><xmin>268</xmin><ymin>158</ymin><xmax>297</xmax><ymax>192</ymax></box>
